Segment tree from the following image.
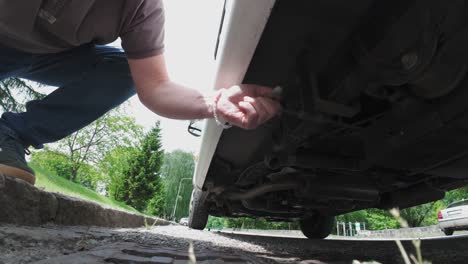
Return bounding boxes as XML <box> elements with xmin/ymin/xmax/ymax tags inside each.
<box><xmin>444</xmin><ymin>187</ymin><xmax>468</xmax><ymax>205</ymax></box>
<box><xmin>335</xmin><ymin>210</ymin><xmax>367</xmax><ymax>224</ymax></box>
<box><xmin>30</xmin><ymin>147</ymin><xmax>101</xmax><ymax>189</ymax></box>
<box><xmin>31</xmin><ymin>106</ymin><xmax>143</xmax><ymax>191</ymax></box>
<box><xmin>30</xmin><ymin>148</ymin><xmax>74</xmax><ymax>180</ymax></box>
<box><xmin>100</xmin><ymin>146</ymin><xmax>139</xmax><ymax>199</ymax></box>
<box><xmin>55</xmin><ymin>109</ymin><xmax>143</xmax><ymax>182</ymax></box>
<box><xmin>395</xmin><ymin>187</ymin><xmax>468</xmax><ymax>228</ymax></box>
<box><xmin>0</xmin><ymin>78</ymin><xmax>44</xmax><ymax>112</ymax></box>
<box><xmin>118</xmin><ymin>123</ymin><xmax>165</xmax><ymax>214</ymax></box>
<box><xmin>365</xmin><ymin>209</ymin><xmax>399</xmax><ymax>230</ymax></box>
<box><xmin>222</xmin><ymin>217</ymin><xmax>299</xmax><ymax>230</ymax></box>
<box><xmin>160</xmin><ymin>150</ymin><xmax>196</xmax><ymax>220</ymax></box>
<box><xmin>399</xmin><ymin>201</ymin><xmax>444</xmax><ymax>227</ymax></box>
<box><xmin>207</xmin><ymin>216</ymin><xmax>227</xmax><ymax>230</ymax></box>
<box><xmin>336</xmin><ymin>209</ymin><xmax>399</xmax><ymax>231</ymax></box>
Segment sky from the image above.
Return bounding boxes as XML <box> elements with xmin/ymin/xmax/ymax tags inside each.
<box><xmin>124</xmin><ymin>0</ymin><xmax>224</xmax><ymax>153</ymax></box>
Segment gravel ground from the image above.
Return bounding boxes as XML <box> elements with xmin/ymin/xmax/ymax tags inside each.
<box><xmin>0</xmin><ymin>225</ymin><xmax>290</xmax><ymax>263</ymax></box>
<box><xmin>1</xmin><ymin>224</ymin><xmax>467</xmax><ymax>263</ymax></box>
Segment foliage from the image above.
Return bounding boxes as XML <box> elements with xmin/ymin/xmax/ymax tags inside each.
<box><xmin>203</xmin><ymin>187</ymin><xmax>468</xmax><ymax>231</ymax></box>
<box><xmin>365</xmin><ymin>209</ymin><xmax>399</xmax><ymax>230</ymax></box>
<box><xmin>30</xmin><ymin>148</ymin><xmax>100</xmax><ymax>189</ymax></box>
<box><xmin>391</xmin><ymin>186</ymin><xmax>468</xmax><ymax>228</ymax></box>
<box><xmin>211</xmin><ymin>217</ymin><xmax>299</xmax><ymax>230</ymax></box>
<box><xmin>443</xmin><ymin>187</ymin><xmax>468</xmax><ymax>205</ymax></box>
<box><xmin>336</xmin><ymin>186</ymin><xmax>468</xmax><ymax>231</ymax></box>
<box><xmin>336</xmin><ymin>186</ymin><xmax>468</xmax><ymax>230</ymax></box>
<box><xmin>206</xmin><ymin>216</ymin><xmax>227</xmax><ymax>230</ymax></box>
<box><xmin>0</xmin><ymin>78</ymin><xmax>44</xmax><ymax>112</ymax></box>
<box><xmin>100</xmin><ymin>146</ymin><xmax>139</xmax><ymax>200</ymax></box>
<box><xmin>336</xmin><ymin>209</ymin><xmax>398</xmax><ymax>230</ymax></box>
<box><xmin>31</xmin><ymin>162</ymin><xmax>138</xmax><ymax>213</ymax></box>
<box><xmin>116</xmin><ymin>123</ymin><xmax>165</xmax><ymax>214</ymax></box>
<box><xmin>31</xmin><ymin>107</ymin><xmax>143</xmax><ymax>192</ymax></box>
<box><xmin>75</xmin><ymin>162</ymin><xmax>101</xmax><ymax>190</ymax></box>
<box><xmin>335</xmin><ymin>210</ymin><xmax>367</xmax><ymax>224</ymax></box>
<box><xmin>207</xmin><ymin>187</ymin><xmax>468</xmax><ymax>232</ymax></box>
<box><xmin>30</xmin><ymin>148</ymin><xmax>73</xmax><ymax>180</ymax></box>
<box><xmin>160</xmin><ymin>150</ymin><xmax>195</xmax><ymax>220</ymax></box>
<box><xmin>55</xmin><ymin>110</ymin><xmax>143</xmax><ymax>182</ymax></box>
<box><xmin>146</xmin><ymin>193</ymin><xmax>166</xmax><ymax>216</ymax></box>
<box><xmin>31</xmin><ymin>111</ymin><xmax>166</xmax><ymax>216</ymax></box>
<box><xmin>399</xmin><ymin>201</ymin><xmax>445</xmax><ymax>227</ymax></box>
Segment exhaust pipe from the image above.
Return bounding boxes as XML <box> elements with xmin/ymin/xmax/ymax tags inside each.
<box><xmin>223</xmin><ymin>182</ymin><xmax>299</xmax><ymax>200</ymax></box>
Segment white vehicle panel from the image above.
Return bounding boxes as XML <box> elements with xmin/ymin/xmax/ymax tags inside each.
<box><xmin>439</xmin><ymin>217</ymin><xmax>468</xmax><ymax>229</ymax></box>
<box><xmin>193</xmin><ymin>0</ymin><xmax>276</xmax><ymax>190</ymax></box>
<box><xmin>439</xmin><ymin>204</ymin><xmax>468</xmax><ymax>229</ymax></box>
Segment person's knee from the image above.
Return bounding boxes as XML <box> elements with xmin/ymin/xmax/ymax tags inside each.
<box><xmin>93</xmin><ymin>46</ymin><xmax>130</xmax><ymax>73</ymax></box>
<box><xmin>93</xmin><ymin>47</ymin><xmax>136</xmax><ymax>96</ymax></box>
<box><xmin>97</xmin><ymin>51</ymin><xmax>131</xmax><ymax>75</ymax></box>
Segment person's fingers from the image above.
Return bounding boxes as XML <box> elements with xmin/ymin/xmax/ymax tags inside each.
<box><xmin>238</xmin><ymin>101</ymin><xmax>259</xmax><ymax>129</ymax></box>
<box><xmin>222</xmin><ymin>109</ymin><xmax>244</xmax><ymax>125</ymax></box>
<box><xmin>239</xmin><ymin>96</ymin><xmax>282</xmax><ymax>129</ymax></box>
<box><xmin>236</xmin><ymin>84</ymin><xmax>272</xmax><ymax>97</ymax></box>
<box><xmin>245</xmin><ymin>96</ymin><xmax>282</xmax><ymax>124</ymax></box>
<box><xmin>225</xmin><ymin>85</ymin><xmax>242</xmax><ymax>98</ymax></box>
<box><xmin>217</xmin><ymin>85</ymin><xmax>282</xmax><ymax>129</ymax></box>
<box><xmin>243</xmin><ymin>96</ymin><xmax>270</xmax><ymax>124</ymax></box>
<box><xmin>255</xmin><ymin>97</ymin><xmax>281</xmax><ymax>119</ymax></box>
<box><xmin>216</xmin><ymin>99</ymin><xmax>243</xmax><ymax>124</ymax></box>
<box><xmin>252</xmin><ymin>85</ymin><xmax>274</xmax><ymax>97</ymax></box>
<box><xmin>225</xmin><ymin>84</ymin><xmax>278</xmax><ymax>102</ymax></box>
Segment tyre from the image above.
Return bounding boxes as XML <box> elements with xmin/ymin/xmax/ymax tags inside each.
<box><xmin>299</xmin><ymin>215</ymin><xmax>335</xmax><ymax>239</ymax></box>
<box><xmin>188</xmin><ymin>189</ymin><xmax>209</xmax><ymax>230</ymax></box>
<box><xmin>443</xmin><ymin>228</ymin><xmax>454</xmax><ymax>236</ymax></box>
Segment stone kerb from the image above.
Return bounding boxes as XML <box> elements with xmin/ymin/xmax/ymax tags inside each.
<box><xmin>0</xmin><ymin>174</ymin><xmax>170</xmax><ymax>227</ymax></box>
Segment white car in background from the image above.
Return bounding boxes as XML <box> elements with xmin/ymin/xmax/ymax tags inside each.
<box><xmin>189</xmin><ymin>0</ymin><xmax>468</xmax><ymax>239</ymax></box>
<box><xmin>438</xmin><ymin>200</ymin><xmax>468</xmax><ymax>236</ymax></box>
<box><xmin>179</xmin><ymin>217</ymin><xmax>189</xmax><ymax>226</ymax></box>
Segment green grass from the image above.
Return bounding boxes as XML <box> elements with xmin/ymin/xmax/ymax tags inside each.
<box><xmin>30</xmin><ymin>163</ymin><xmax>139</xmax><ymax>214</ymax></box>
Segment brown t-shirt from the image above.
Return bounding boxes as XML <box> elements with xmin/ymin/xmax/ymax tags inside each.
<box><xmin>0</xmin><ymin>0</ymin><xmax>165</xmax><ymax>59</ymax></box>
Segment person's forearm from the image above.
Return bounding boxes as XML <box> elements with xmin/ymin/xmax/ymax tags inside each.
<box><xmin>128</xmin><ymin>55</ymin><xmax>280</xmax><ymax>128</ymax></box>
<box><xmin>137</xmin><ymin>80</ymin><xmax>215</xmax><ymax>120</ymax></box>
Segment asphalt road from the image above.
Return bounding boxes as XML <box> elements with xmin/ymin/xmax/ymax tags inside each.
<box><xmin>1</xmin><ymin>225</ymin><xmax>467</xmax><ymax>263</ymax></box>
<box><xmin>213</xmin><ymin>230</ymin><xmax>468</xmax><ymax>263</ymax></box>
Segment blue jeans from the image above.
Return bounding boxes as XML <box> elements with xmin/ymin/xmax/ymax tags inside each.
<box><xmin>0</xmin><ymin>44</ymin><xmax>136</xmax><ymax>148</ymax></box>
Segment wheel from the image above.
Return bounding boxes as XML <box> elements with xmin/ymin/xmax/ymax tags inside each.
<box><xmin>443</xmin><ymin>228</ymin><xmax>454</xmax><ymax>236</ymax></box>
<box><xmin>299</xmin><ymin>215</ymin><xmax>335</xmax><ymax>239</ymax></box>
<box><xmin>188</xmin><ymin>189</ymin><xmax>209</xmax><ymax>230</ymax></box>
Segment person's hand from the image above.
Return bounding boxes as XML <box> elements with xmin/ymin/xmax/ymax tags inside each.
<box><xmin>214</xmin><ymin>84</ymin><xmax>282</xmax><ymax>129</ymax></box>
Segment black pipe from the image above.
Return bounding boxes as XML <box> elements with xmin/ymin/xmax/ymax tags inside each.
<box><xmin>223</xmin><ymin>182</ymin><xmax>300</xmax><ymax>200</ymax></box>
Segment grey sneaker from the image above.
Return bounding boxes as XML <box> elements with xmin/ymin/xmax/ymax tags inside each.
<box><xmin>0</xmin><ymin>122</ymin><xmax>35</xmax><ymax>185</ymax></box>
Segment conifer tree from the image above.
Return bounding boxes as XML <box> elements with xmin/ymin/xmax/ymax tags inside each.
<box><xmin>123</xmin><ymin>122</ymin><xmax>165</xmax><ymax>214</ymax></box>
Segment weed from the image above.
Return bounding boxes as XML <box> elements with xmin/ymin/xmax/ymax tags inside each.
<box><xmin>389</xmin><ymin>208</ymin><xmax>430</xmax><ymax>264</ymax></box>
<box><xmin>188</xmin><ymin>242</ymin><xmax>196</xmax><ymax>264</ymax></box>
<box><xmin>144</xmin><ymin>217</ymin><xmax>159</xmax><ymax>230</ymax></box>
<box><xmin>354</xmin><ymin>208</ymin><xmax>432</xmax><ymax>264</ymax></box>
